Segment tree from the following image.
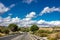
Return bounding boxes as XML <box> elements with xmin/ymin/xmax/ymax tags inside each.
<box><xmin>0</xmin><ymin>29</ymin><xmax>2</xmax><ymax>32</ymax></box>
<box><xmin>30</xmin><ymin>24</ymin><xmax>39</xmax><ymax>32</ymax></box>
<box><xmin>17</xmin><ymin>28</ymin><xmax>21</xmax><ymax>31</ymax></box>
<box><xmin>8</xmin><ymin>23</ymin><xmax>18</xmax><ymax>32</ymax></box>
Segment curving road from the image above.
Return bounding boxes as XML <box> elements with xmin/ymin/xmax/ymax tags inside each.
<box><xmin>0</xmin><ymin>32</ymin><xmax>32</xmax><ymax>40</ymax></box>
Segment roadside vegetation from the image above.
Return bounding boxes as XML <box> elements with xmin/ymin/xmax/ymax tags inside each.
<box><xmin>0</xmin><ymin>23</ymin><xmax>30</xmax><ymax>37</ymax></box>
<box><xmin>0</xmin><ymin>24</ymin><xmax>60</xmax><ymax>40</ymax></box>
<box><xmin>0</xmin><ymin>23</ymin><xmax>21</xmax><ymax>37</ymax></box>
<box><xmin>30</xmin><ymin>24</ymin><xmax>60</xmax><ymax>40</ymax></box>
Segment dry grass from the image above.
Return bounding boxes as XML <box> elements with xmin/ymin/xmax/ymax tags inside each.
<box><xmin>0</xmin><ymin>33</ymin><xmax>6</xmax><ymax>37</ymax></box>
<box><xmin>39</xmin><ymin>27</ymin><xmax>53</xmax><ymax>31</ymax></box>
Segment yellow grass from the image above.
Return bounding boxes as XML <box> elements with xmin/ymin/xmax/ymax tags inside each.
<box><xmin>0</xmin><ymin>33</ymin><xmax>6</xmax><ymax>37</ymax></box>
<box><xmin>39</xmin><ymin>27</ymin><xmax>53</xmax><ymax>31</ymax></box>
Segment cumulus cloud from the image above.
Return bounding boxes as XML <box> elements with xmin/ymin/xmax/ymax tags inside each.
<box><xmin>0</xmin><ymin>16</ymin><xmax>3</xmax><ymax>23</ymax></box>
<box><xmin>0</xmin><ymin>2</ymin><xmax>15</xmax><ymax>14</ymax></box>
<box><xmin>48</xmin><ymin>21</ymin><xmax>60</xmax><ymax>26</ymax></box>
<box><xmin>22</xmin><ymin>0</ymin><xmax>37</xmax><ymax>4</ymax></box>
<box><xmin>40</xmin><ymin>7</ymin><xmax>60</xmax><ymax>16</ymax></box>
<box><xmin>26</xmin><ymin>12</ymin><xmax>36</xmax><ymax>18</ymax></box>
<box><xmin>0</xmin><ymin>3</ymin><xmax>9</xmax><ymax>13</ymax></box>
<box><xmin>37</xmin><ymin>20</ymin><xmax>60</xmax><ymax>27</ymax></box>
<box><xmin>0</xmin><ymin>15</ymin><xmax>60</xmax><ymax>27</ymax></box>
<box><xmin>0</xmin><ymin>12</ymin><xmax>36</xmax><ymax>27</ymax></box>
<box><xmin>0</xmin><ymin>16</ymin><xmax>21</xmax><ymax>26</ymax></box>
<box><xmin>21</xmin><ymin>12</ymin><xmax>36</xmax><ymax>26</ymax></box>
<box><xmin>23</xmin><ymin>12</ymin><xmax>36</xmax><ymax>21</ymax></box>
<box><xmin>0</xmin><ymin>11</ymin><xmax>60</xmax><ymax>27</ymax></box>
<box><xmin>3</xmin><ymin>16</ymin><xmax>11</xmax><ymax>22</ymax></box>
<box><xmin>11</xmin><ymin>17</ymin><xmax>20</xmax><ymax>23</ymax></box>
<box><xmin>23</xmin><ymin>18</ymin><xmax>31</xmax><ymax>21</ymax></box>
<box><xmin>37</xmin><ymin>20</ymin><xmax>46</xmax><ymax>24</ymax></box>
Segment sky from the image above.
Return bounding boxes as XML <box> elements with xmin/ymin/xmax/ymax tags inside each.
<box><xmin>0</xmin><ymin>0</ymin><xmax>60</xmax><ymax>27</ymax></box>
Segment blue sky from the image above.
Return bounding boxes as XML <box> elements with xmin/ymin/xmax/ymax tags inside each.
<box><xmin>0</xmin><ymin>0</ymin><xmax>60</xmax><ymax>27</ymax></box>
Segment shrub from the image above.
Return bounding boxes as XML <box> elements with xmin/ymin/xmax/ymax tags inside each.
<box><xmin>1</xmin><ymin>29</ymin><xmax>9</xmax><ymax>34</ymax></box>
<box><xmin>48</xmin><ymin>33</ymin><xmax>57</xmax><ymax>40</ymax></box>
<box><xmin>30</xmin><ymin>24</ymin><xmax>39</xmax><ymax>32</ymax></box>
<box><xmin>40</xmin><ymin>33</ymin><xmax>48</xmax><ymax>37</ymax></box>
<box><xmin>56</xmin><ymin>32</ymin><xmax>60</xmax><ymax>39</ymax></box>
<box><xmin>48</xmin><ymin>38</ymin><xmax>57</xmax><ymax>40</ymax></box>
<box><xmin>36</xmin><ymin>30</ymin><xmax>52</xmax><ymax>34</ymax></box>
<box><xmin>4</xmin><ymin>29</ymin><xmax>9</xmax><ymax>34</ymax></box>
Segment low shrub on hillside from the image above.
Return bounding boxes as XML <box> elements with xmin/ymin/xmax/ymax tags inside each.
<box><xmin>36</xmin><ymin>30</ymin><xmax>52</xmax><ymax>34</ymax></box>
<box><xmin>1</xmin><ymin>29</ymin><xmax>9</xmax><ymax>34</ymax></box>
<box><xmin>48</xmin><ymin>38</ymin><xmax>57</xmax><ymax>40</ymax></box>
<box><xmin>40</xmin><ymin>33</ymin><xmax>48</xmax><ymax>37</ymax></box>
<box><xmin>56</xmin><ymin>32</ymin><xmax>60</xmax><ymax>39</ymax></box>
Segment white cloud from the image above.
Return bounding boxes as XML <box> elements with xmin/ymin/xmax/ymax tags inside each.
<box><xmin>23</xmin><ymin>0</ymin><xmax>33</xmax><ymax>4</ymax></box>
<box><xmin>37</xmin><ymin>20</ymin><xmax>45</xmax><ymax>24</ymax></box>
<box><xmin>0</xmin><ymin>16</ymin><xmax>21</xmax><ymax>26</ymax></box>
<box><xmin>11</xmin><ymin>17</ymin><xmax>20</xmax><ymax>23</ymax></box>
<box><xmin>0</xmin><ymin>15</ymin><xmax>60</xmax><ymax>27</ymax></box>
<box><xmin>0</xmin><ymin>2</ymin><xmax>15</xmax><ymax>14</ymax></box>
<box><xmin>0</xmin><ymin>3</ymin><xmax>10</xmax><ymax>13</ymax></box>
<box><xmin>37</xmin><ymin>20</ymin><xmax>60</xmax><ymax>27</ymax></box>
<box><xmin>0</xmin><ymin>11</ymin><xmax>60</xmax><ymax>27</ymax></box>
<box><xmin>3</xmin><ymin>16</ymin><xmax>11</xmax><ymax>22</ymax></box>
<box><xmin>21</xmin><ymin>12</ymin><xmax>36</xmax><ymax>26</ymax></box>
<box><xmin>0</xmin><ymin>16</ymin><xmax>3</xmax><ymax>23</ymax></box>
<box><xmin>22</xmin><ymin>0</ymin><xmax>37</xmax><ymax>4</ymax></box>
<box><xmin>9</xmin><ymin>4</ymin><xmax>15</xmax><ymax>8</ymax></box>
<box><xmin>40</xmin><ymin>7</ymin><xmax>60</xmax><ymax>16</ymax></box>
<box><xmin>23</xmin><ymin>12</ymin><xmax>36</xmax><ymax>21</ymax></box>
<box><xmin>48</xmin><ymin>21</ymin><xmax>60</xmax><ymax>26</ymax></box>
<box><xmin>0</xmin><ymin>12</ymin><xmax>36</xmax><ymax>27</ymax></box>
<box><xmin>0</xmin><ymin>16</ymin><xmax>11</xmax><ymax>26</ymax></box>
<box><xmin>23</xmin><ymin>18</ymin><xmax>31</xmax><ymax>21</ymax></box>
<box><xmin>26</xmin><ymin>12</ymin><xmax>36</xmax><ymax>18</ymax></box>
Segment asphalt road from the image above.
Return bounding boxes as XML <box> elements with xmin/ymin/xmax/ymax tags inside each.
<box><xmin>0</xmin><ymin>33</ymin><xmax>32</xmax><ymax>40</ymax></box>
<box><xmin>0</xmin><ymin>34</ymin><xmax>20</xmax><ymax>40</ymax></box>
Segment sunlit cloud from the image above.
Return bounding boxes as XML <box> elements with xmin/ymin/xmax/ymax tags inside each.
<box><xmin>22</xmin><ymin>0</ymin><xmax>37</xmax><ymax>4</ymax></box>
<box><xmin>40</xmin><ymin>7</ymin><xmax>60</xmax><ymax>16</ymax></box>
<box><xmin>0</xmin><ymin>2</ymin><xmax>15</xmax><ymax>14</ymax></box>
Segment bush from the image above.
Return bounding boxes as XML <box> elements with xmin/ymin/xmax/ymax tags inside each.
<box><xmin>48</xmin><ymin>33</ymin><xmax>57</xmax><ymax>40</ymax></box>
<box><xmin>40</xmin><ymin>33</ymin><xmax>48</xmax><ymax>37</ymax></box>
<box><xmin>48</xmin><ymin>38</ymin><xmax>57</xmax><ymax>40</ymax></box>
<box><xmin>1</xmin><ymin>29</ymin><xmax>9</xmax><ymax>34</ymax></box>
<box><xmin>56</xmin><ymin>33</ymin><xmax>60</xmax><ymax>39</ymax></box>
<box><xmin>4</xmin><ymin>29</ymin><xmax>9</xmax><ymax>34</ymax></box>
<box><xmin>34</xmin><ymin>33</ymin><xmax>40</xmax><ymax>36</ymax></box>
<box><xmin>36</xmin><ymin>30</ymin><xmax>52</xmax><ymax>34</ymax></box>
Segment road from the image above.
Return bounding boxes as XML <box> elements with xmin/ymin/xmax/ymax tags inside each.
<box><xmin>0</xmin><ymin>32</ymin><xmax>32</xmax><ymax>40</ymax></box>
